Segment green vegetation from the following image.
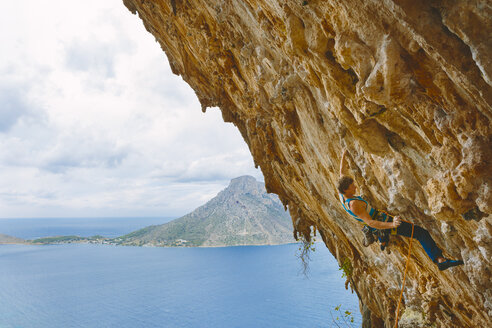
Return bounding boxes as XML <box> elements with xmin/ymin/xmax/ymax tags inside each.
<box><xmin>339</xmin><ymin>258</ymin><xmax>353</xmax><ymax>279</ymax></box>
<box><xmin>30</xmin><ymin>234</ymin><xmax>110</xmax><ymax>245</ymax></box>
<box><xmin>31</xmin><ymin>235</ymin><xmax>85</xmax><ymax>244</ymax></box>
<box><xmin>330</xmin><ymin>304</ymin><xmax>355</xmax><ymax>328</ymax></box>
<box><xmin>89</xmin><ymin>235</ymin><xmax>105</xmax><ymax>239</ymax></box>
<box><xmin>296</xmin><ymin>227</ymin><xmax>316</xmax><ymax>276</ymax></box>
<box><xmin>119</xmin><ymin>225</ymin><xmax>157</xmax><ymax>240</ymax></box>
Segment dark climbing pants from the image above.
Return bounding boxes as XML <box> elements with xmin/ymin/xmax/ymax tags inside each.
<box><xmin>373</xmin><ymin>211</ymin><xmax>443</xmax><ymax>262</ymax></box>
<box><xmin>394</xmin><ymin>221</ymin><xmax>443</xmax><ymax>262</ymax></box>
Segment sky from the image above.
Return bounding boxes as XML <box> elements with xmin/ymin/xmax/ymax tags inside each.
<box><xmin>0</xmin><ymin>0</ymin><xmax>263</xmax><ymax>218</ymax></box>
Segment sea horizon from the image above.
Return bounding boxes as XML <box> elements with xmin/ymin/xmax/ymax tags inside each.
<box><xmin>0</xmin><ymin>216</ymin><xmax>177</xmax><ymax>240</ymax></box>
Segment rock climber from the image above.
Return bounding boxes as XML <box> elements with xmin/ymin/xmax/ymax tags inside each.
<box><xmin>338</xmin><ymin>149</ymin><xmax>464</xmax><ymax>271</ymax></box>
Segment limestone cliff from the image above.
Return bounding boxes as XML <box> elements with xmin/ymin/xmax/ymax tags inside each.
<box><xmin>122</xmin><ymin>1</ymin><xmax>491</xmax><ymax>327</ymax></box>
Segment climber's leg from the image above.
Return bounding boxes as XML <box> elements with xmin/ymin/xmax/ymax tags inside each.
<box><xmin>396</xmin><ymin>222</ymin><xmax>443</xmax><ymax>262</ymax></box>
<box><xmin>386</xmin><ymin>218</ymin><xmax>463</xmax><ymax>270</ymax></box>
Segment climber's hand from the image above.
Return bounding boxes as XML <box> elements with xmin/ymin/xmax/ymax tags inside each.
<box><xmin>393</xmin><ymin>216</ymin><xmax>401</xmax><ymax>228</ymax></box>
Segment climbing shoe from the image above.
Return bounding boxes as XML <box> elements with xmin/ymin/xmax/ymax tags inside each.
<box><xmin>437</xmin><ymin>259</ymin><xmax>464</xmax><ymax>271</ymax></box>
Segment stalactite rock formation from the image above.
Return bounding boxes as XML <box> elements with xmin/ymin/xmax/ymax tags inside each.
<box><xmin>122</xmin><ymin>1</ymin><xmax>491</xmax><ymax>327</ymax></box>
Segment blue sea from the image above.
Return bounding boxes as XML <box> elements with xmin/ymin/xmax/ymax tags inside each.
<box><xmin>0</xmin><ymin>218</ymin><xmax>362</xmax><ymax>328</ymax></box>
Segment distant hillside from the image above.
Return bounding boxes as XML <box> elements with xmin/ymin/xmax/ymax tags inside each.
<box><xmin>117</xmin><ymin>176</ymin><xmax>295</xmax><ymax>247</ymax></box>
<box><xmin>0</xmin><ymin>234</ymin><xmax>26</xmax><ymax>244</ymax></box>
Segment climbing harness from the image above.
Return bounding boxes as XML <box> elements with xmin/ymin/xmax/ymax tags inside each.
<box><xmin>394</xmin><ymin>219</ymin><xmax>414</xmax><ymax>328</ymax></box>
<box><xmin>373</xmin><ymin>209</ymin><xmax>398</xmax><ymax>251</ymax></box>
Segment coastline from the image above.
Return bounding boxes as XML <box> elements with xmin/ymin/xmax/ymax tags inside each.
<box><xmin>2</xmin><ymin>235</ymin><xmax>299</xmax><ymax>248</ymax></box>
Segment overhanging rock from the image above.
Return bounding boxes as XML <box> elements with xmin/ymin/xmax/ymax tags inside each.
<box><xmin>122</xmin><ymin>1</ymin><xmax>491</xmax><ymax>327</ymax></box>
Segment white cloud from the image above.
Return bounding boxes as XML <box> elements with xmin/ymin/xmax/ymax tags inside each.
<box><xmin>0</xmin><ymin>85</ymin><xmax>31</xmax><ymax>132</ymax></box>
<box><xmin>0</xmin><ymin>0</ymin><xmax>263</xmax><ymax>218</ymax></box>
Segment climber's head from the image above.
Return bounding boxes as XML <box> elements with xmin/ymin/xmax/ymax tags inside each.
<box><xmin>338</xmin><ymin>176</ymin><xmax>355</xmax><ymax>195</ymax></box>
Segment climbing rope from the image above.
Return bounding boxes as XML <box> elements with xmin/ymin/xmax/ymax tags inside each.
<box><xmin>394</xmin><ymin>220</ymin><xmax>415</xmax><ymax>328</ymax></box>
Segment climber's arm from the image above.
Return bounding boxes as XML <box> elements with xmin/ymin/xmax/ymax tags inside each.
<box><xmin>350</xmin><ymin>200</ymin><xmax>400</xmax><ymax>229</ymax></box>
<box><xmin>339</xmin><ymin>149</ymin><xmax>349</xmax><ymax>177</ymax></box>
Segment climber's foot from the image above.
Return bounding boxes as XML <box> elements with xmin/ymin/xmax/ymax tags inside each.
<box><xmin>437</xmin><ymin>259</ymin><xmax>464</xmax><ymax>271</ymax></box>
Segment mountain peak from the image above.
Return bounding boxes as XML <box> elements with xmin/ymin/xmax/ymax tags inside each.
<box><xmin>118</xmin><ymin>175</ymin><xmax>293</xmax><ymax>247</ymax></box>
<box><xmin>226</xmin><ymin>175</ymin><xmax>264</xmax><ymax>194</ymax></box>
<box><xmin>230</xmin><ymin>175</ymin><xmax>257</xmax><ymax>183</ymax></box>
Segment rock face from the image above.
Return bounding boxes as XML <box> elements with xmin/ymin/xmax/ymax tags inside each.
<box><xmin>122</xmin><ymin>1</ymin><xmax>491</xmax><ymax>327</ymax></box>
<box><xmin>118</xmin><ymin>175</ymin><xmax>294</xmax><ymax>247</ymax></box>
